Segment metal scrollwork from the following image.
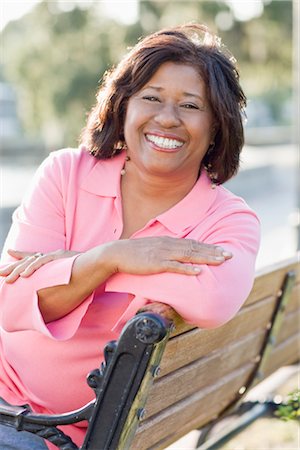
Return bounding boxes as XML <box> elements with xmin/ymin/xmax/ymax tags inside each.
<box><xmin>87</xmin><ymin>340</ymin><xmax>117</xmax><ymax>394</ymax></box>
<box><xmin>23</xmin><ymin>423</ymin><xmax>78</xmax><ymax>450</ymax></box>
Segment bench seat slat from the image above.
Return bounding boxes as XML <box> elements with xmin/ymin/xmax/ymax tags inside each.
<box><xmin>160</xmin><ymin>295</ymin><xmax>276</xmax><ymax>377</ymax></box>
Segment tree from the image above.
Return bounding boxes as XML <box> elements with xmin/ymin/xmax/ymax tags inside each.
<box><xmin>1</xmin><ymin>0</ymin><xmax>293</xmax><ymax>149</ymax></box>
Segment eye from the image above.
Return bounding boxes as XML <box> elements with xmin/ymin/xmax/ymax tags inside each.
<box><xmin>142</xmin><ymin>95</ymin><xmax>160</xmax><ymax>102</ymax></box>
<box><xmin>181</xmin><ymin>103</ymin><xmax>200</xmax><ymax>110</ymax></box>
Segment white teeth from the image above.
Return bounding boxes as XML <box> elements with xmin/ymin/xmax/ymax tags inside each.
<box><xmin>146</xmin><ymin>134</ymin><xmax>184</xmax><ymax>149</ymax></box>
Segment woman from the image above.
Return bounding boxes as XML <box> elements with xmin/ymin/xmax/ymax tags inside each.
<box><xmin>0</xmin><ymin>24</ymin><xmax>260</xmax><ymax>449</ymax></box>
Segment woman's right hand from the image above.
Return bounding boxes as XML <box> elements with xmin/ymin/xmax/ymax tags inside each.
<box><xmin>103</xmin><ymin>236</ymin><xmax>233</xmax><ymax>276</ymax></box>
<box><xmin>0</xmin><ymin>249</ymin><xmax>79</xmax><ymax>283</ymax></box>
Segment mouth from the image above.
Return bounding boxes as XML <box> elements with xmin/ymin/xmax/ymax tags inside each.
<box><xmin>145</xmin><ymin>133</ymin><xmax>184</xmax><ymax>152</ymax></box>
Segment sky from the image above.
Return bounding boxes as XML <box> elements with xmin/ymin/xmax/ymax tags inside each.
<box><xmin>0</xmin><ymin>0</ymin><xmax>266</xmax><ymax>32</ymax></box>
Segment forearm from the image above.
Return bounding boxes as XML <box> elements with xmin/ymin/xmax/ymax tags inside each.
<box><xmin>38</xmin><ymin>244</ymin><xmax>115</xmax><ymax>322</ymax></box>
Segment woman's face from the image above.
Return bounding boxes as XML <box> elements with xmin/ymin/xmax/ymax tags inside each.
<box><xmin>123</xmin><ymin>61</ymin><xmax>215</xmax><ymax>181</ymax></box>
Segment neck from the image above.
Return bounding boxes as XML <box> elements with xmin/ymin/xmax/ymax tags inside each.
<box><xmin>122</xmin><ymin>164</ymin><xmax>198</xmax><ymax>207</ymax></box>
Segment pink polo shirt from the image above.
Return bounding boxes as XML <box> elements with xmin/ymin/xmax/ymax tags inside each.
<box><xmin>0</xmin><ymin>147</ymin><xmax>260</xmax><ymax>448</ymax></box>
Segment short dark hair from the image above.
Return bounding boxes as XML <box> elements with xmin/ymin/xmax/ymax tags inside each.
<box><xmin>80</xmin><ymin>24</ymin><xmax>246</xmax><ymax>184</ymax></box>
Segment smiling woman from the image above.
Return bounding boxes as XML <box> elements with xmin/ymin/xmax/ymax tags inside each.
<box><xmin>0</xmin><ymin>23</ymin><xmax>260</xmax><ymax>450</ymax></box>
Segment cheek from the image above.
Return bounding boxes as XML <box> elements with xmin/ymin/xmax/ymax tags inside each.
<box><xmin>198</xmin><ymin>117</ymin><xmax>214</xmax><ymax>140</ymax></box>
<box><xmin>124</xmin><ymin>108</ymin><xmax>142</xmax><ymax>139</ymax></box>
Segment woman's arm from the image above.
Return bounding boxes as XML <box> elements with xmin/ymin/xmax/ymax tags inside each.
<box><xmin>105</xmin><ymin>206</ymin><xmax>260</xmax><ymax>330</ymax></box>
<box><xmin>1</xmin><ymin>238</ymin><xmax>232</xmax><ymax>323</ymax></box>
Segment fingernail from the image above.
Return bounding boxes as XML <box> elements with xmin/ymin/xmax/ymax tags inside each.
<box><xmin>193</xmin><ymin>267</ymin><xmax>201</xmax><ymax>272</ymax></box>
<box><xmin>222</xmin><ymin>251</ymin><xmax>233</xmax><ymax>257</ymax></box>
<box><xmin>215</xmin><ymin>256</ymin><xmax>225</xmax><ymax>261</ymax></box>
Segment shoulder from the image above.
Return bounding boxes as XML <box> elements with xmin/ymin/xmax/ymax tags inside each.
<box><xmin>213</xmin><ymin>184</ymin><xmax>259</xmax><ymax>221</ymax></box>
<box><xmin>36</xmin><ymin>146</ymin><xmax>106</xmax><ymax>190</ymax></box>
<box><xmin>44</xmin><ymin>146</ymin><xmax>97</xmax><ymax>174</ymax></box>
<box><xmin>197</xmin><ymin>183</ymin><xmax>261</xmax><ymax>242</ymax></box>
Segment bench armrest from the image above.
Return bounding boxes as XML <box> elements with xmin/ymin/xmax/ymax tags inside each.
<box><xmin>0</xmin><ymin>310</ymin><xmax>173</xmax><ymax>450</ymax></box>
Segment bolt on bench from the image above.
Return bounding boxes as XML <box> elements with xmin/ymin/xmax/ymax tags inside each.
<box><xmin>0</xmin><ymin>255</ymin><xmax>299</xmax><ymax>449</ymax></box>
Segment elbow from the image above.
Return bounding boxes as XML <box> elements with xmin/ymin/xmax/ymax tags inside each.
<box><xmin>187</xmin><ymin>309</ymin><xmax>237</xmax><ymax>329</ymax></box>
<box><xmin>197</xmin><ymin>309</ymin><xmax>238</xmax><ymax>329</ymax></box>
<box><xmin>183</xmin><ymin>290</ymin><xmax>249</xmax><ymax>330</ymax></box>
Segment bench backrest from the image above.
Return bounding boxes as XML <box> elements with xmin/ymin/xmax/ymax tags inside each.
<box><xmin>130</xmin><ymin>255</ymin><xmax>300</xmax><ymax>449</ymax></box>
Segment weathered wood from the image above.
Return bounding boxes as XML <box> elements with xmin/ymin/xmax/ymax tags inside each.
<box><xmin>131</xmin><ymin>364</ymin><xmax>255</xmax><ymax>450</ymax></box>
<box><xmin>263</xmin><ymin>334</ymin><xmax>300</xmax><ymax>376</ymax></box>
<box><xmin>277</xmin><ymin>307</ymin><xmax>300</xmax><ymax>343</ymax></box>
<box><xmin>144</xmin><ymin>330</ymin><xmax>265</xmax><ymax>418</ymax></box>
<box><xmin>244</xmin><ymin>257</ymin><xmax>300</xmax><ymax>306</ymax></box>
<box><xmin>286</xmin><ymin>283</ymin><xmax>300</xmax><ymax>312</ymax></box>
<box><xmin>167</xmin><ymin>261</ymin><xmax>300</xmax><ymax>337</ymax></box>
<box><xmin>159</xmin><ymin>296</ymin><xmax>276</xmax><ymax>377</ymax></box>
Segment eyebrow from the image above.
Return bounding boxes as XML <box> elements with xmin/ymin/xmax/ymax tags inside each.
<box><xmin>143</xmin><ymin>85</ymin><xmax>205</xmax><ymax>102</ymax></box>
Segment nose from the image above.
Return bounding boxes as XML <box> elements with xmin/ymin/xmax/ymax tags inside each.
<box><xmin>154</xmin><ymin>103</ymin><xmax>181</xmax><ymax>128</ymax></box>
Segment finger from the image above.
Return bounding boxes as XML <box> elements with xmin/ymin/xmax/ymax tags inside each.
<box><xmin>176</xmin><ymin>240</ymin><xmax>233</xmax><ymax>263</ymax></box>
<box><xmin>20</xmin><ymin>254</ymin><xmax>54</xmax><ymax>277</ymax></box>
<box><xmin>185</xmin><ymin>240</ymin><xmax>233</xmax><ymax>258</ymax></box>
<box><xmin>0</xmin><ymin>258</ymin><xmax>35</xmax><ymax>276</ymax></box>
<box><xmin>7</xmin><ymin>249</ymin><xmax>35</xmax><ymax>260</ymax></box>
<box><xmin>0</xmin><ymin>263</ymin><xmax>19</xmax><ymax>276</ymax></box>
<box><xmin>175</xmin><ymin>251</ymin><xmax>228</xmax><ymax>265</ymax></box>
<box><xmin>164</xmin><ymin>261</ymin><xmax>202</xmax><ymax>275</ymax></box>
<box><xmin>5</xmin><ymin>255</ymin><xmax>42</xmax><ymax>283</ymax></box>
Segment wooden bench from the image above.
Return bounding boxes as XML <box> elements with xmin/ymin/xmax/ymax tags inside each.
<box><xmin>0</xmin><ymin>255</ymin><xmax>299</xmax><ymax>449</ymax></box>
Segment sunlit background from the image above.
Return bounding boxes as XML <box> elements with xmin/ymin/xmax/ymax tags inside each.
<box><xmin>0</xmin><ymin>0</ymin><xmax>299</xmax><ymax>270</ymax></box>
<box><xmin>0</xmin><ymin>2</ymin><xmax>299</xmax><ymax>448</ymax></box>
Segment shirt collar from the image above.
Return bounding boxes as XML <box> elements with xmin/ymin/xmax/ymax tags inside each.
<box><xmin>80</xmin><ymin>152</ymin><xmax>217</xmax><ymax>235</ymax></box>
<box><xmin>155</xmin><ymin>170</ymin><xmax>217</xmax><ymax>235</ymax></box>
<box><xmin>80</xmin><ymin>152</ymin><xmax>126</xmax><ymax>197</ymax></box>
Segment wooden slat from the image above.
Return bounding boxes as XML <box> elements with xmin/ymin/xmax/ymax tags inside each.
<box><xmin>144</xmin><ymin>330</ymin><xmax>265</xmax><ymax>418</ymax></box>
<box><xmin>244</xmin><ymin>257</ymin><xmax>300</xmax><ymax>306</ymax></box>
<box><xmin>277</xmin><ymin>308</ymin><xmax>300</xmax><ymax>344</ymax></box>
<box><xmin>286</xmin><ymin>283</ymin><xmax>300</xmax><ymax>312</ymax></box>
<box><xmin>254</xmin><ymin>256</ymin><xmax>300</xmax><ymax>280</ymax></box>
<box><xmin>159</xmin><ymin>296</ymin><xmax>276</xmax><ymax>377</ymax></box>
<box><xmin>132</xmin><ymin>364</ymin><xmax>255</xmax><ymax>450</ymax></box>
<box><xmin>168</xmin><ymin>257</ymin><xmax>300</xmax><ymax>337</ymax></box>
<box><xmin>262</xmin><ymin>334</ymin><xmax>300</xmax><ymax>378</ymax></box>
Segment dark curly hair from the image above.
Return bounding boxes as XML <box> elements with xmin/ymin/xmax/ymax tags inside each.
<box><xmin>80</xmin><ymin>23</ymin><xmax>246</xmax><ymax>184</ymax></box>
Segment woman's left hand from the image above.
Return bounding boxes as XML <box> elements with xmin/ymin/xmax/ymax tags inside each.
<box><xmin>0</xmin><ymin>249</ymin><xmax>79</xmax><ymax>283</ymax></box>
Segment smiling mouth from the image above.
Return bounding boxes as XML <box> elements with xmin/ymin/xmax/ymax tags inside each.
<box><xmin>145</xmin><ymin>134</ymin><xmax>184</xmax><ymax>151</ymax></box>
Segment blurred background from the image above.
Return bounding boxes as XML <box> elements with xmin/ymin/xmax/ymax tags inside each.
<box><xmin>0</xmin><ymin>0</ymin><xmax>299</xmax><ymax>268</ymax></box>
<box><xmin>0</xmin><ymin>1</ymin><xmax>299</xmax><ymax>448</ymax></box>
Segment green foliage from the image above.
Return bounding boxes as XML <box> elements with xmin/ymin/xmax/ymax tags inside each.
<box><xmin>1</xmin><ymin>0</ymin><xmax>293</xmax><ymax>148</ymax></box>
<box><xmin>275</xmin><ymin>390</ymin><xmax>300</xmax><ymax>421</ymax></box>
